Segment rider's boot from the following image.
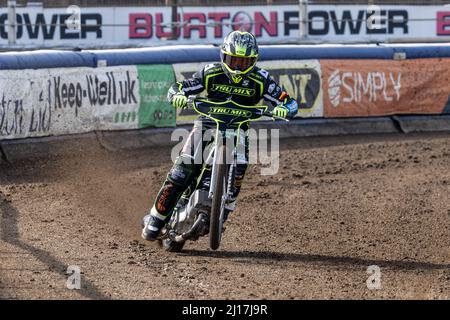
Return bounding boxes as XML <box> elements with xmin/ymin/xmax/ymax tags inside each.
<box><xmin>142</xmin><ymin>174</ymin><xmax>191</xmax><ymax>241</ymax></box>
<box><xmin>142</xmin><ymin>207</ymin><xmax>169</xmax><ymax>241</ymax></box>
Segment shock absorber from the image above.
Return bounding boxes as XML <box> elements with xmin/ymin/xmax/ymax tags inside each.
<box><xmin>227</xmin><ymin>149</ymin><xmax>236</xmax><ymax>197</ymax></box>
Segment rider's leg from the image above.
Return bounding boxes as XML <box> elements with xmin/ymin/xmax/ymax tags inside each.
<box><xmin>142</xmin><ymin>121</ymin><xmax>205</xmax><ymax>240</ymax></box>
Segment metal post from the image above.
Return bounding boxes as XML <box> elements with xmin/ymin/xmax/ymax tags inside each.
<box><xmin>170</xmin><ymin>0</ymin><xmax>179</xmax><ymax>40</ymax></box>
<box><xmin>7</xmin><ymin>0</ymin><xmax>16</xmax><ymax>46</ymax></box>
<box><xmin>299</xmin><ymin>0</ymin><xmax>308</xmax><ymax>40</ymax></box>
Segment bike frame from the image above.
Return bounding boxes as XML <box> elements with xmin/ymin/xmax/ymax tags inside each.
<box><xmin>191</xmin><ymin>98</ymin><xmax>269</xmax><ymax>201</ymax></box>
<box><xmin>160</xmin><ymin>98</ymin><xmax>286</xmax><ymax>250</ymax></box>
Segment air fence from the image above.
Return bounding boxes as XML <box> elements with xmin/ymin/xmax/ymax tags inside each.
<box><xmin>0</xmin><ymin>43</ymin><xmax>450</xmax><ymax>161</ymax></box>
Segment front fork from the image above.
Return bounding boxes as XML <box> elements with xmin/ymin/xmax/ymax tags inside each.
<box><xmin>208</xmin><ymin>130</ymin><xmax>237</xmax><ymax>201</ymax></box>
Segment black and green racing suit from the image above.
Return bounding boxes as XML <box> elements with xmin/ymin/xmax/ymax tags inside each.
<box><xmin>150</xmin><ymin>62</ymin><xmax>297</xmax><ymax>221</ymax></box>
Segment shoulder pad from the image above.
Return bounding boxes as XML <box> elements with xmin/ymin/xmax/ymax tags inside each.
<box><xmin>256</xmin><ymin>68</ymin><xmax>269</xmax><ymax>79</ymax></box>
<box><xmin>203</xmin><ymin>63</ymin><xmax>223</xmax><ymax>74</ymax></box>
<box><xmin>249</xmin><ymin>67</ymin><xmax>268</xmax><ymax>80</ymax></box>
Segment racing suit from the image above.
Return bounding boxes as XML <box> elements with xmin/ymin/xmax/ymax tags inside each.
<box><xmin>151</xmin><ymin>62</ymin><xmax>296</xmax><ymax>221</ymax></box>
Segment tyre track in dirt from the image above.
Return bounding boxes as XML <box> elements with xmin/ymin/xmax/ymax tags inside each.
<box><xmin>0</xmin><ymin>132</ymin><xmax>449</xmax><ymax>299</ymax></box>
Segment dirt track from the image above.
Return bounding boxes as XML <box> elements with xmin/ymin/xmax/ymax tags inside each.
<box><xmin>1</xmin><ymin>132</ymin><xmax>449</xmax><ymax>300</ymax></box>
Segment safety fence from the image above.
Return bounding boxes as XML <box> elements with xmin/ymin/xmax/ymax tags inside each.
<box><xmin>1</xmin><ymin>44</ymin><xmax>450</xmax><ymax>141</ymax></box>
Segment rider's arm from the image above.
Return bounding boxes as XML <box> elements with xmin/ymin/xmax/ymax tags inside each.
<box><xmin>167</xmin><ymin>69</ymin><xmax>205</xmax><ymax>103</ymax></box>
<box><xmin>261</xmin><ymin>71</ymin><xmax>299</xmax><ymax>119</ymax></box>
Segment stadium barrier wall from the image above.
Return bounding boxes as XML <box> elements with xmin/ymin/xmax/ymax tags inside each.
<box><xmin>1</xmin><ymin>44</ymin><xmax>450</xmax><ymax>161</ymax></box>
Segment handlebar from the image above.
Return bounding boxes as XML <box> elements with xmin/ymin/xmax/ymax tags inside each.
<box><xmin>186</xmin><ymin>95</ymin><xmax>196</xmax><ymax>109</ymax></box>
<box><xmin>186</xmin><ymin>96</ymin><xmax>289</xmax><ymax>122</ymax></box>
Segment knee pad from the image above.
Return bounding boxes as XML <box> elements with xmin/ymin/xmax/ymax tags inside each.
<box><xmin>167</xmin><ymin>159</ymin><xmax>198</xmax><ymax>188</ymax></box>
<box><xmin>168</xmin><ymin>166</ymin><xmax>189</xmax><ymax>186</ymax></box>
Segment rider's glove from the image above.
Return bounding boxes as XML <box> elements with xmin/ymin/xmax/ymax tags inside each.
<box><xmin>280</xmin><ymin>97</ymin><xmax>299</xmax><ymax>119</ymax></box>
<box><xmin>273</xmin><ymin>105</ymin><xmax>289</xmax><ymax>118</ymax></box>
<box><xmin>171</xmin><ymin>94</ymin><xmax>188</xmax><ymax>109</ymax></box>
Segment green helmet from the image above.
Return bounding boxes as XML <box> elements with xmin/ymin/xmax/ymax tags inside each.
<box><xmin>220</xmin><ymin>31</ymin><xmax>259</xmax><ymax>82</ymax></box>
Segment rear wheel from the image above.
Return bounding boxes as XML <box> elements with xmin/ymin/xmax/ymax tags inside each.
<box><xmin>209</xmin><ymin>144</ymin><xmax>227</xmax><ymax>250</ymax></box>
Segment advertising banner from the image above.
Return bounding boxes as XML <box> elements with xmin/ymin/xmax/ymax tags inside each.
<box><xmin>173</xmin><ymin>60</ymin><xmax>323</xmax><ymax>124</ymax></box>
<box><xmin>258</xmin><ymin>60</ymin><xmax>323</xmax><ymax>118</ymax></box>
<box><xmin>1</xmin><ymin>5</ymin><xmax>449</xmax><ymax>49</ymax></box>
<box><xmin>0</xmin><ymin>6</ymin><xmax>116</xmax><ymax>48</ymax></box>
<box><xmin>0</xmin><ymin>64</ymin><xmax>175</xmax><ymax>140</ymax></box>
<box><xmin>306</xmin><ymin>5</ymin><xmax>450</xmax><ymax>42</ymax></box>
<box><xmin>0</xmin><ymin>5</ymin><xmax>297</xmax><ymax>48</ymax></box>
<box><xmin>137</xmin><ymin>64</ymin><xmax>176</xmax><ymax>128</ymax></box>
<box><xmin>0</xmin><ymin>66</ymin><xmax>139</xmax><ymax>140</ymax></box>
<box><xmin>322</xmin><ymin>58</ymin><xmax>450</xmax><ymax>117</ymax></box>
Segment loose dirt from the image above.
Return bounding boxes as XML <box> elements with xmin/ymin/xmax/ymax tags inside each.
<box><xmin>1</xmin><ymin>132</ymin><xmax>449</xmax><ymax>299</ymax></box>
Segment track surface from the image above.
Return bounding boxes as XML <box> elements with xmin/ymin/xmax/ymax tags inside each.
<box><xmin>1</xmin><ymin>132</ymin><xmax>449</xmax><ymax>299</ymax></box>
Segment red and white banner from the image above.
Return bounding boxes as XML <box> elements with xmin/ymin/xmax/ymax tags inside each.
<box><xmin>0</xmin><ymin>5</ymin><xmax>449</xmax><ymax>48</ymax></box>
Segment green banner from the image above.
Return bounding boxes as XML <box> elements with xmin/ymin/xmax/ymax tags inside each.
<box><xmin>137</xmin><ymin>65</ymin><xmax>176</xmax><ymax>128</ymax></box>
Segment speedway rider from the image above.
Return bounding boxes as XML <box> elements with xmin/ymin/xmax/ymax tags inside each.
<box><xmin>142</xmin><ymin>31</ymin><xmax>299</xmax><ymax>241</ymax></box>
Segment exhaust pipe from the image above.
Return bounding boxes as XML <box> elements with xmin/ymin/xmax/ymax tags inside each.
<box><xmin>169</xmin><ymin>213</ymin><xmax>208</xmax><ymax>243</ymax></box>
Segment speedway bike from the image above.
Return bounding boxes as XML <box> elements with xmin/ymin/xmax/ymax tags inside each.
<box><xmin>144</xmin><ymin>97</ymin><xmax>284</xmax><ymax>252</ymax></box>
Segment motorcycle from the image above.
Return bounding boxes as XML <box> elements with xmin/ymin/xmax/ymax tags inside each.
<box><xmin>143</xmin><ymin>97</ymin><xmax>285</xmax><ymax>252</ymax></box>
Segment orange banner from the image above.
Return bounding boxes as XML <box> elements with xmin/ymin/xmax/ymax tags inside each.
<box><xmin>322</xmin><ymin>58</ymin><xmax>450</xmax><ymax>118</ymax></box>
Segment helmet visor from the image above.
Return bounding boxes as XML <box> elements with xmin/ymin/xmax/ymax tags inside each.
<box><xmin>222</xmin><ymin>53</ymin><xmax>257</xmax><ymax>72</ymax></box>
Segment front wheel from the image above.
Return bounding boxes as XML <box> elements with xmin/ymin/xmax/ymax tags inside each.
<box><xmin>209</xmin><ymin>144</ymin><xmax>227</xmax><ymax>250</ymax></box>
